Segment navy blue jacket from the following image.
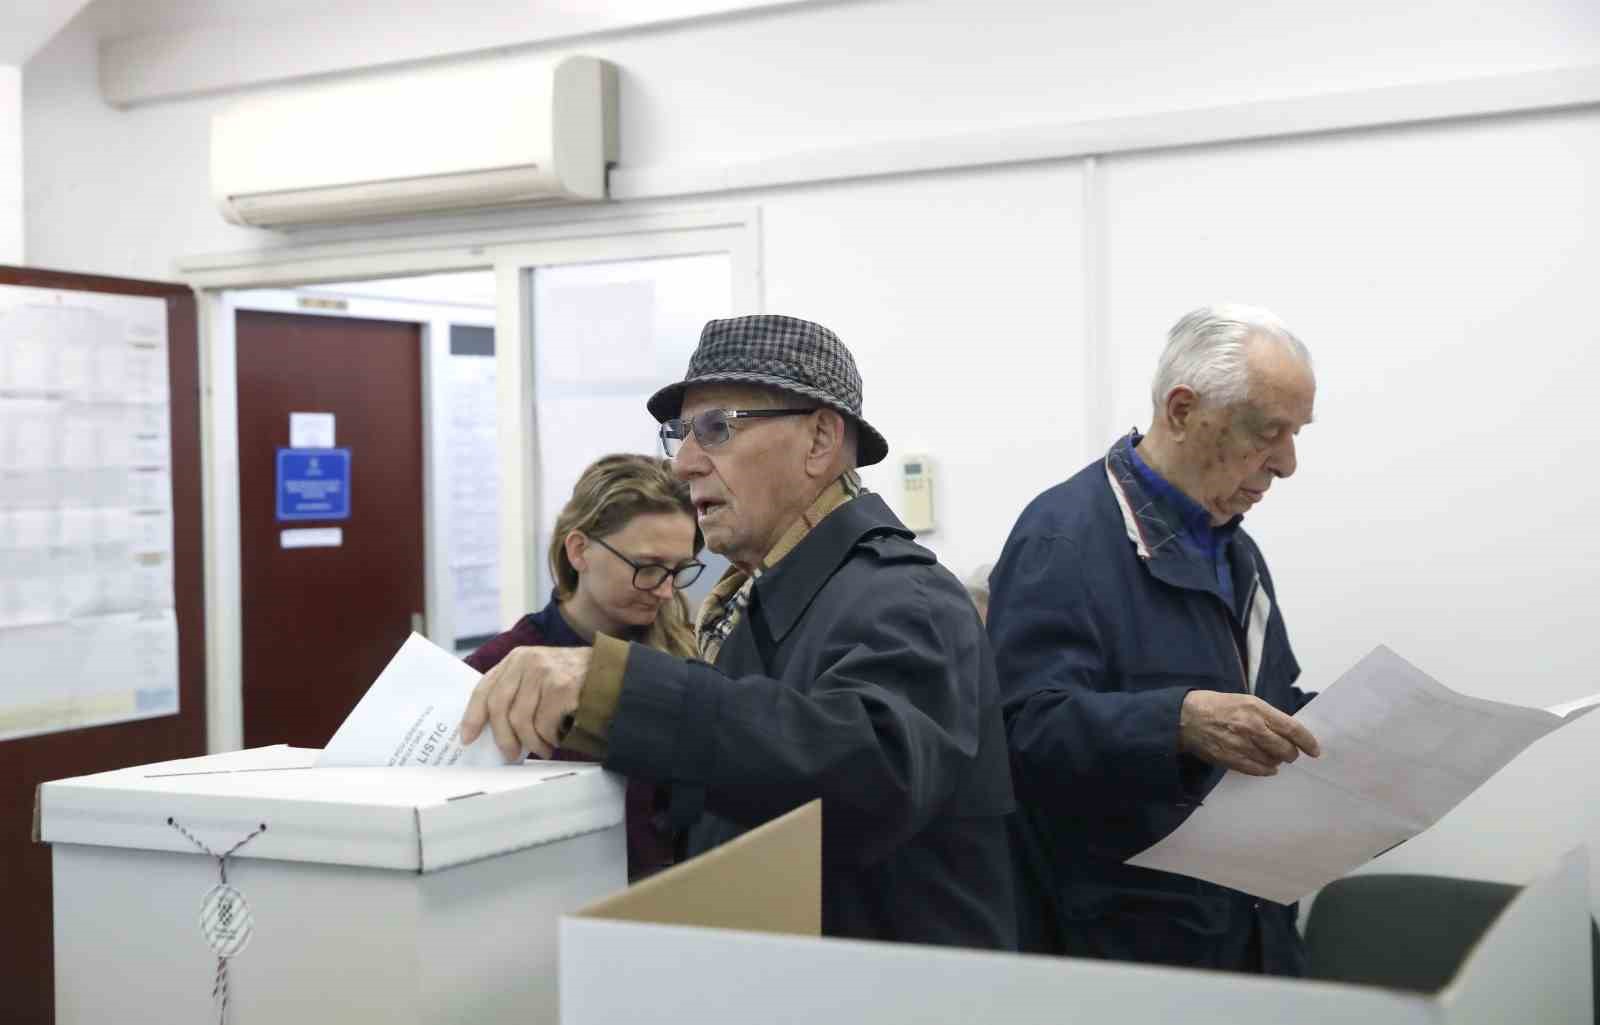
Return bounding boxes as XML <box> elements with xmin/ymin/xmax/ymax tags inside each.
<box><xmin>607</xmin><ymin>494</ymin><xmax>1018</xmax><ymax>949</ymax></box>
<box><xmin>988</xmin><ymin>433</ymin><xmax>1313</xmax><ymax>975</ymax></box>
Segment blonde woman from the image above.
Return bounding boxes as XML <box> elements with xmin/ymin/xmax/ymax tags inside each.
<box><xmin>465</xmin><ymin>453</ymin><xmax>703</xmax><ymax>879</ymax></box>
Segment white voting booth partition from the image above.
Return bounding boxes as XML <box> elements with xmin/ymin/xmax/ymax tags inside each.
<box><xmin>562</xmin><ymin>802</ymin><xmax>1593</xmax><ymax>1025</ymax></box>
<box><xmin>38</xmin><ymin>745</ymin><xmax>626</xmax><ymax>1024</ymax></box>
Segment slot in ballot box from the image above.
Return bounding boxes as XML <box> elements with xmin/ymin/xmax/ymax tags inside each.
<box><xmin>37</xmin><ymin>745</ymin><xmax>625</xmax><ymax>1025</ymax></box>
<box><xmin>562</xmin><ymin>801</ymin><xmax>1592</xmax><ymax>1025</ymax></box>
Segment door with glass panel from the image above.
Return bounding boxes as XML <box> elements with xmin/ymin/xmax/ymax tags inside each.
<box><xmin>530</xmin><ymin>253</ymin><xmax>733</xmax><ymax>616</ymax></box>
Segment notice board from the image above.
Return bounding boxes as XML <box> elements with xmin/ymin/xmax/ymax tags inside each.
<box><xmin>0</xmin><ymin>265</ymin><xmax>206</xmax><ymax>1025</ymax></box>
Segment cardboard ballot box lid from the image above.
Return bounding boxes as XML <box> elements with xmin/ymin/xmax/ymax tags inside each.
<box><xmin>562</xmin><ymin>801</ymin><xmax>1592</xmax><ymax>1025</ymax></box>
<box><xmin>38</xmin><ymin>745</ymin><xmax>624</xmax><ymax>873</ymax></box>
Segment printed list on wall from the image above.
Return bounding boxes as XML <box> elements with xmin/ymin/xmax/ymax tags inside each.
<box><xmin>0</xmin><ymin>285</ymin><xmax>180</xmax><ymax>741</ymax></box>
<box><xmin>446</xmin><ymin>323</ymin><xmax>500</xmax><ymax>651</ymax></box>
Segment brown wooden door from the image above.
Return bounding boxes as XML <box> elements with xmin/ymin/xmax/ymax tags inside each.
<box><xmin>0</xmin><ymin>267</ymin><xmax>207</xmax><ymax>1025</ymax></box>
<box><xmin>235</xmin><ymin>310</ymin><xmax>425</xmax><ymax>749</ymax></box>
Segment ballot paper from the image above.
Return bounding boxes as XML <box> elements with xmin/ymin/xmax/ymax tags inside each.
<box><xmin>1126</xmin><ymin>645</ymin><xmax>1600</xmax><ymax>903</ymax></box>
<box><xmin>318</xmin><ymin>632</ymin><xmax>515</xmax><ymax>768</ymax></box>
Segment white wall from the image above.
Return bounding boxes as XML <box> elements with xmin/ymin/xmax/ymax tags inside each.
<box><xmin>24</xmin><ymin>0</ymin><xmax>1600</xmax><ymax>279</ymax></box>
<box><xmin>22</xmin><ymin>17</ymin><xmax>273</xmax><ymax>277</ymax></box>
<box><xmin>19</xmin><ymin>0</ymin><xmax>1600</xmax><ymax>912</ymax></box>
<box><xmin>98</xmin><ymin>0</ymin><xmax>816</xmax><ymax>105</ymax></box>
<box><xmin>0</xmin><ymin>65</ymin><xmax>21</xmax><ymax>264</ymax></box>
<box><xmin>760</xmin><ymin>163</ymin><xmax>1088</xmax><ymax>577</ymax></box>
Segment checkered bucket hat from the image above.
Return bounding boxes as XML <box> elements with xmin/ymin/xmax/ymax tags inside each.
<box><xmin>646</xmin><ymin>315</ymin><xmax>889</xmax><ymax>466</ymax></box>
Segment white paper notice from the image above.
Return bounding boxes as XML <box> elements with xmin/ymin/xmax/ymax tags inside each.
<box><xmin>0</xmin><ymin>285</ymin><xmax>180</xmax><ymax>740</ymax></box>
<box><xmin>290</xmin><ymin>412</ymin><xmax>335</xmax><ymax>449</ymax></box>
<box><xmin>318</xmin><ymin>632</ymin><xmax>513</xmax><ymax>767</ymax></box>
<box><xmin>1126</xmin><ymin>645</ymin><xmax>1600</xmax><ymax>904</ymax></box>
<box><xmin>444</xmin><ymin>352</ymin><xmax>501</xmax><ymax>646</ymax></box>
<box><xmin>0</xmin><ymin>611</ymin><xmax>179</xmax><ymax>742</ymax></box>
<box><xmin>451</xmin><ymin>563</ymin><xmax>502</xmax><ymax>646</ymax></box>
<box><xmin>281</xmin><ymin>527</ymin><xmax>343</xmax><ymax>549</ymax></box>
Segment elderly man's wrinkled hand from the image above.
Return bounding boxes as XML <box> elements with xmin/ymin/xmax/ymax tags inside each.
<box><xmin>1177</xmin><ymin>690</ymin><xmax>1321</xmax><ymax>777</ymax></box>
<box><xmin>459</xmin><ymin>646</ymin><xmax>591</xmax><ymax>761</ymax></box>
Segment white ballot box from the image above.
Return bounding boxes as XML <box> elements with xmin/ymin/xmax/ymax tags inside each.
<box><xmin>38</xmin><ymin>745</ymin><xmax>625</xmax><ymax>1025</ymax></box>
<box><xmin>562</xmin><ymin>802</ymin><xmax>1592</xmax><ymax>1025</ymax></box>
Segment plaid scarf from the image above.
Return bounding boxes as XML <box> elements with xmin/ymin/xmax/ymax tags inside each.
<box><xmin>696</xmin><ymin>471</ymin><xmax>868</xmax><ymax>664</ymax></box>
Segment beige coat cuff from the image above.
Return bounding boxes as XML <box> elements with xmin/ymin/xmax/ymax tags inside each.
<box><xmin>562</xmin><ymin>633</ymin><xmax>631</xmax><ymax>757</ymax></box>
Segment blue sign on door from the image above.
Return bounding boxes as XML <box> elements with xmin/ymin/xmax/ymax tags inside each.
<box><xmin>276</xmin><ymin>448</ymin><xmax>351</xmax><ymax>521</ymax></box>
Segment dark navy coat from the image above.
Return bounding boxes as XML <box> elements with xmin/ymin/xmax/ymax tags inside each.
<box><xmin>609</xmin><ymin>493</ymin><xmax>1018</xmax><ymax>950</ymax></box>
<box><xmin>988</xmin><ymin>433</ymin><xmax>1313</xmax><ymax>975</ymax></box>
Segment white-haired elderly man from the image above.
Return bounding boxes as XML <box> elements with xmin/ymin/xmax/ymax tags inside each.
<box><xmin>988</xmin><ymin>305</ymin><xmax>1323</xmax><ymax>976</ymax></box>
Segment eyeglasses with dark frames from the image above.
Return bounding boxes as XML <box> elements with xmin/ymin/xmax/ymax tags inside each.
<box><xmin>588</xmin><ymin>535</ymin><xmax>706</xmax><ymax>591</ymax></box>
<box><xmin>658</xmin><ymin>407</ymin><xmax>817</xmax><ymax>458</ymax></box>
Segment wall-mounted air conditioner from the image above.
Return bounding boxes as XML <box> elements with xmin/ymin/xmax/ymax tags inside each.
<box><xmin>211</xmin><ymin>56</ymin><xmax>618</xmax><ymax>228</ymax></box>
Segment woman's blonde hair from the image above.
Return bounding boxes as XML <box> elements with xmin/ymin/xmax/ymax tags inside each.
<box><xmin>548</xmin><ymin>453</ymin><xmax>702</xmax><ymax>658</ymax></box>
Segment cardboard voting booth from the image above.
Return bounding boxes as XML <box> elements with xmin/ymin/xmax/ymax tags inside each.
<box><xmin>38</xmin><ymin>745</ymin><xmax>626</xmax><ymax>1025</ymax></box>
<box><xmin>562</xmin><ymin>802</ymin><xmax>1593</xmax><ymax>1025</ymax></box>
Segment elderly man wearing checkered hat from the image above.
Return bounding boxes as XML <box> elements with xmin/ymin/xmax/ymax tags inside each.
<box><xmin>463</xmin><ymin>314</ymin><xmax>1018</xmax><ymax>950</ymax></box>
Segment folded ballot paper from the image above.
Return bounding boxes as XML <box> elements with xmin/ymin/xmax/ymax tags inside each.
<box><xmin>1127</xmin><ymin>645</ymin><xmax>1600</xmax><ymax>903</ymax></box>
<box><xmin>319</xmin><ymin>632</ymin><xmax>518</xmax><ymax>768</ymax></box>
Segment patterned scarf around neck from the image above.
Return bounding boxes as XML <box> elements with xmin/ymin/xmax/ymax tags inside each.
<box><xmin>695</xmin><ymin>471</ymin><xmax>867</xmax><ymax>664</ymax></box>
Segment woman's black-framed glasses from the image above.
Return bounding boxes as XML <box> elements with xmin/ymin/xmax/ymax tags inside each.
<box><xmin>589</xmin><ymin>535</ymin><xmax>706</xmax><ymax>591</ymax></box>
<box><xmin>658</xmin><ymin>407</ymin><xmax>817</xmax><ymax>458</ymax></box>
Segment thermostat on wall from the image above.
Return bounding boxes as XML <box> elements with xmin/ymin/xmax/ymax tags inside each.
<box><xmin>901</xmin><ymin>453</ymin><xmax>935</xmax><ymax>534</ymax></box>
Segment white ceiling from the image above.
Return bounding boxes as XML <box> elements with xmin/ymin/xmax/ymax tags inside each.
<box><xmin>34</xmin><ymin>0</ymin><xmax>842</xmax><ymax>107</ymax></box>
<box><xmin>91</xmin><ymin>0</ymin><xmax>346</xmax><ymax>36</ymax></box>
<box><xmin>0</xmin><ymin>0</ymin><xmax>95</xmax><ymax>64</ymax></box>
